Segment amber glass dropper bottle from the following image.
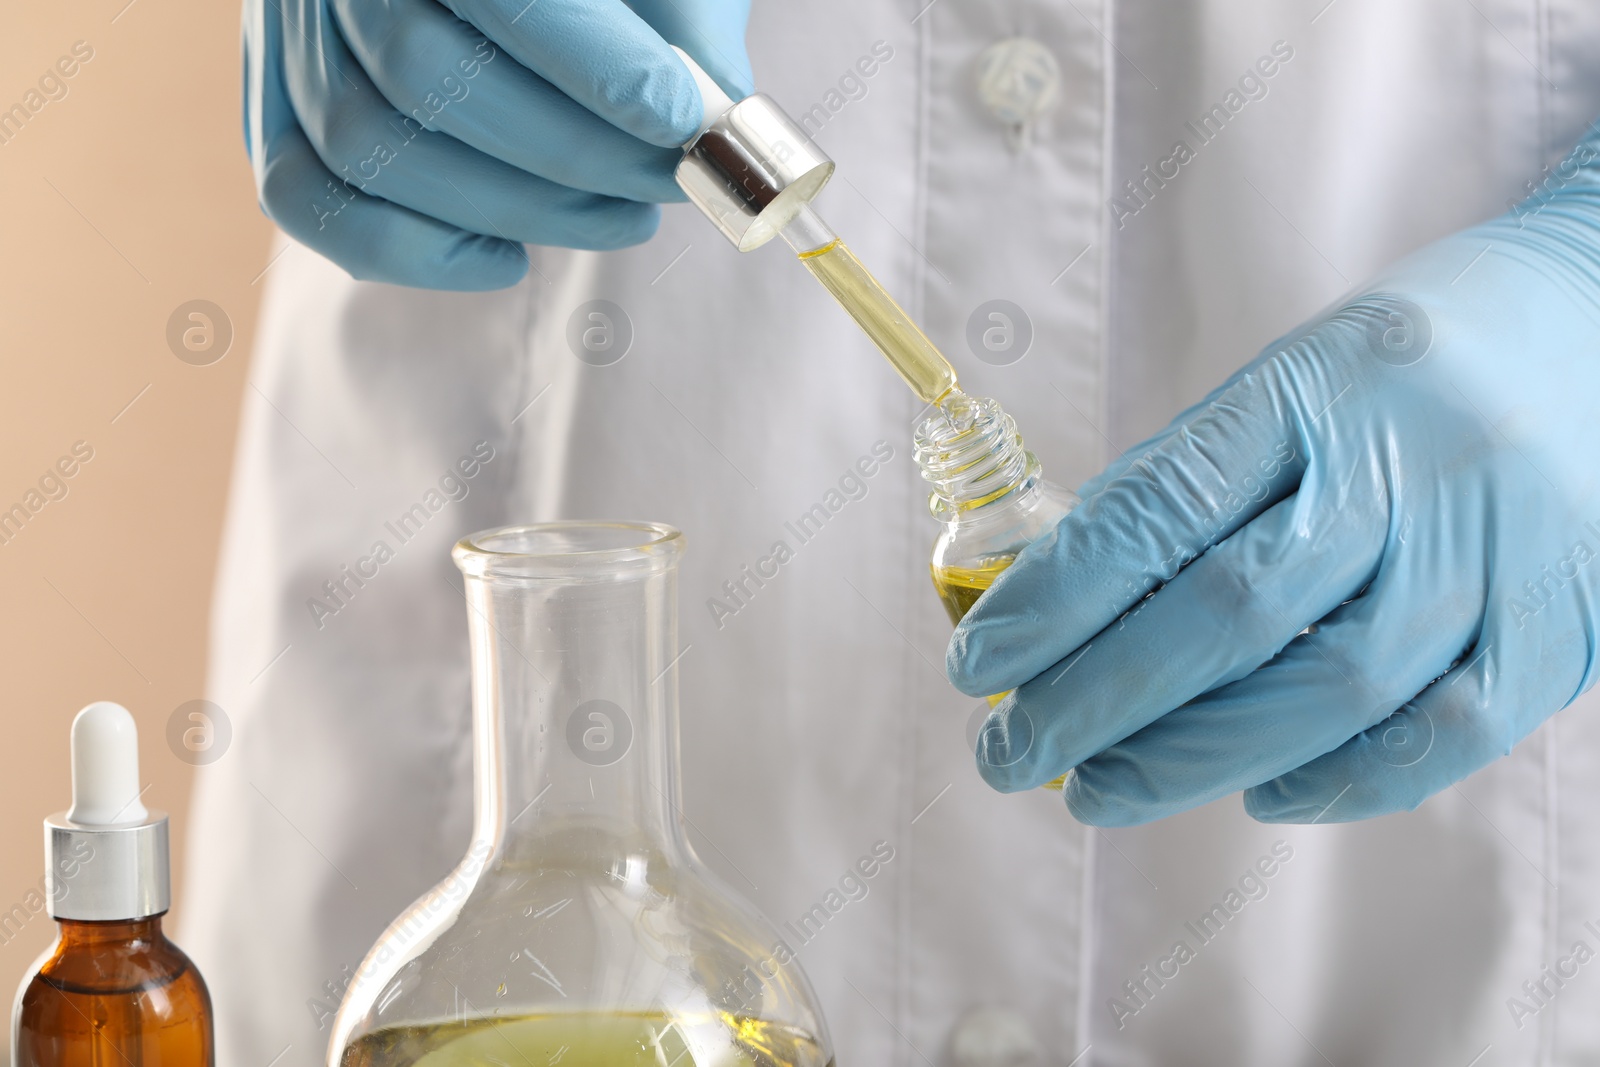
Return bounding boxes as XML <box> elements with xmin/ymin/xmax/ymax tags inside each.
<box><xmin>12</xmin><ymin>702</ymin><xmax>214</xmax><ymax>1066</ymax></box>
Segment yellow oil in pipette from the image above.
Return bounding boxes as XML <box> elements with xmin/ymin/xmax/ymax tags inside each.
<box><xmin>796</xmin><ymin>238</ymin><xmax>961</xmax><ymax>407</ymax></box>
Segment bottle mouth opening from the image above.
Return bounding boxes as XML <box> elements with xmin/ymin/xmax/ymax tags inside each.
<box><xmin>454</xmin><ymin>522</ymin><xmax>684</xmax><ymax>579</ymax></box>
<box><xmin>914</xmin><ymin>393</ymin><xmax>1035</xmax><ymax>520</ymax></box>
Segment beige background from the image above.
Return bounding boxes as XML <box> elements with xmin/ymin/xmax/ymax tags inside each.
<box><xmin>0</xmin><ymin>0</ymin><xmax>270</xmax><ymax>1008</ymax></box>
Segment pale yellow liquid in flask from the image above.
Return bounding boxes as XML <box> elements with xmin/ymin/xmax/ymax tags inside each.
<box><xmin>340</xmin><ymin>1011</ymin><xmax>831</xmax><ymax>1067</ymax></box>
<box><xmin>798</xmin><ymin>239</ymin><xmax>959</xmax><ymax>405</ymax></box>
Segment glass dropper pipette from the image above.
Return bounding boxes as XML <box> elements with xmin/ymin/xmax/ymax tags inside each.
<box><xmin>777</xmin><ymin>205</ymin><xmax>961</xmax><ymax>407</ymax></box>
<box><xmin>669</xmin><ymin>50</ymin><xmax>966</xmax><ymax>412</ymax></box>
<box><xmin>670</xmin><ymin>52</ymin><xmax>1072</xmax><ymax>789</ymax></box>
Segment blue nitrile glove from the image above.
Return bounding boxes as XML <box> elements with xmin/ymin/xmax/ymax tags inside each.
<box><xmin>948</xmin><ymin>123</ymin><xmax>1600</xmax><ymax>826</ymax></box>
<box><xmin>242</xmin><ymin>0</ymin><xmax>751</xmax><ymax>289</ymax></box>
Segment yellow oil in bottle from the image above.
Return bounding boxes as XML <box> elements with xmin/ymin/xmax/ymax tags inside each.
<box><xmin>797</xmin><ymin>239</ymin><xmax>958</xmax><ymax>405</ymax></box>
<box><xmin>931</xmin><ymin>557</ymin><xmax>1016</xmax><ymax>628</ymax></box>
<box><xmin>932</xmin><ymin>557</ymin><xmax>1066</xmax><ymax>791</ymax></box>
<box><xmin>340</xmin><ymin>1010</ymin><xmax>831</xmax><ymax>1067</ymax></box>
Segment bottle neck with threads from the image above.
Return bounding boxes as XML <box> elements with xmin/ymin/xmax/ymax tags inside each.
<box><xmin>914</xmin><ymin>390</ymin><xmax>1042</xmax><ymax>521</ymax></box>
<box><xmin>915</xmin><ymin>390</ymin><xmax>1079</xmax><ymax>628</ymax></box>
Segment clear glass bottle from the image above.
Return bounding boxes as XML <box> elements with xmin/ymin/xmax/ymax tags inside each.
<box><xmin>917</xmin><ymin>393</ymin><xmax>1080</xmax><ymax>625</ymax></box>
<box><xmin>916</xmin><ymin>394</ymin><xmax>1080</xmax><ymax>788</ymax></box>
<box><xmin>328</xmin><ymin>522</ymin><xmax>834</xmax><ymax>1067</ymax></box>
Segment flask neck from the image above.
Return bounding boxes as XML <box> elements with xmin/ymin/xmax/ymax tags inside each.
<box><xmin>454</xmin><ymin>525</ymin><xmax>690</xmax><ymax>863</ymax></box>
<box><xmin>914</xmin><ymin>391</ymin><xmax>1041</xmax><ymax>522</ymax></box>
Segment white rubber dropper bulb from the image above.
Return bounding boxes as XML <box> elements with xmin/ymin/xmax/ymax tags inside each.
<box><xmin>671</xmin><ymin>46</ymin><xmax>735</xmax><ymax>142</ymax></box>
<box><xmin>66</xmin><ymin>701</ymin><xmax>148</xmax><ymax>826</ymax></box>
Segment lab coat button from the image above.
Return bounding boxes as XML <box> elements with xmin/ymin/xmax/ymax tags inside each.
<box><xmin>948</xmin><ymin>1005</ymin><xmax>1042</xmax><ymax>1067</ymax></box>
<box><xmin>975</xmin><ymin>37</ymin><xmax>1060</xmax><ymax>130</ymax></box>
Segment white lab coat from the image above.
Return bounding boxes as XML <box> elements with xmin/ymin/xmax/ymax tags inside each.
<box><xmin>182</xmin><ymin>1</ymin><xmax>1600</xmax><ymax>1064</ymax></box>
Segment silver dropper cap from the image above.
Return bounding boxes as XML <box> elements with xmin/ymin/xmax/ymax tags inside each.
<box><xmin>45</xmin><ymin>702</ymin><xmax>171</xmax><ymax>921</ymax></box>
<box><xmin>672</xmin><ymin>49</ymin><xmax>835</xmax><ymax>251</ymax></box>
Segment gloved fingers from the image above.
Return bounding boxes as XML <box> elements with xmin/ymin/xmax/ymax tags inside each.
<box><xmin>260</xmin><ymin>122</ymin><xmax>530</xmax><ymax>289</ymax></box>
<box><xmin>970</xmin><ymin>488</ymin><xmax>1384</xmax><ymax>791</ymax></box>
<box><xmin>1059</xmin><ymin>569</ymin><xmax>1481</xmax><ymax>826</ymax></box>
<box><xmin>1075</xmin><ymin>350</ymin><xmax>1278</xmax><ymax>501</ymax></box>
<box><xmin>442</xmin><ymin>0</ymin><xmax>735</xmax><ymax>147</ymax></box>
<box><xmin>1072</xmin><ymin>306</ymin><xmax>1347</xmax><ymax>500</ymax></box>
<box><xmin>1245</xmin><ymin>616</ymin><xmax>1588</xmax><ymax>823</ymax></box>
<box><xmin>330</xmin><ymin>0</ymin><xmax>687</xmax><ymax>203</ymax></box>
<box><xmin>948</xmin><ymin>352</ymin><xmax>1330</xmax><ymax>697</ymax></box>
<box><xmin>627</xmin><ymin>0</ymin><xmax>753</xmax><ymax>100</ymax></box>
<box><xmin>1242</xmin><ymin>657</ymin><xmax>1500</xmax><ymax>824</ymax></box>
<box><xmin>248</xmin><ymin>0</ymin><xmax>527</xmax><ymax>289</ymax></box>
<box><xmin>279</xmin><ymin>0</ymin><xmax>660</xmax><ymax>250</ymax></box>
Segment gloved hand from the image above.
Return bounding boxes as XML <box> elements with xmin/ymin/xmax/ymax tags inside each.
<box><xmin>948</xmin><ymin>124</ymin><xmax>1600</xmax><ymax>826</ymax></box>
<box><xmin>243</xmin><ymin>0</ymin><xmax>751</xmax><ymax>289</ymax></box>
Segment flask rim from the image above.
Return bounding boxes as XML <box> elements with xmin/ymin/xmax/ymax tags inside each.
<box><xmin>453</xmin><ymin>521</ymin><xmax>684</xmax><ymax>579</ymax></box>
